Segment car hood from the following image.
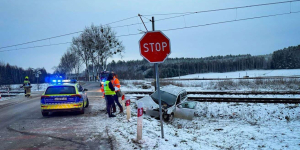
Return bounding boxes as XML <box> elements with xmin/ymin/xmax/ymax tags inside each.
<box><xmin>139</xmin><ymin>96</ymin><xmax>173</xmax><ymax>111</ymax></box>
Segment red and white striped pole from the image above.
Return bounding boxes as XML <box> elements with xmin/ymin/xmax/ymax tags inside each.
<box><xmin>137</xmin><ymin>102</ymin><xmax>143</xmax><ymax>141</ymax></box>
<box><xmin>121</xmin><ymin>94</ymin><xmax>125</xmax><ymax>111</ymax></box>
<box><xmin>125</xmin><ymin>96</ymin><xmax>131</xmax><ymax>120</ymax></box>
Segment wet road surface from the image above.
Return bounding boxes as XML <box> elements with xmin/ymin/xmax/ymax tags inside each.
<box><xmin>0</xmin><ymin>82</ymin><xmax>112</xmax><ymax>150</ymax></box>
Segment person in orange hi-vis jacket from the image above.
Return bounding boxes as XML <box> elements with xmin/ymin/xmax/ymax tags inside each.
<box><xmin>112</xmin><ymin>72</ymin><xmax>123</xmax><ymax>113</ymax></box>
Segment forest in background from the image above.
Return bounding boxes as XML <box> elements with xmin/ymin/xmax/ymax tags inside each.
<box><xmin>0</xmin><ymin>63</ymin><xmax>48</xmax><ymax>85</ymax></box>
<box><xmin>107</xmin><ymin>45</ymin><xmax>300</xmax><ymax>79</ymax></box>
<box><xmin>0</xmin><ymin>44</ymin><xmax>299</xmax><ymax>84</ymax></box>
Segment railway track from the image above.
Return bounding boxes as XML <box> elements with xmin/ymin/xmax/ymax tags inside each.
<box><xmin>165</xmin><ymin>76</ymin><xmax>300</xmax><ymax>80</ymax></box>
<box><xmin>130</xmin><ymin>95</ymin><xmax>300</xmax><ymax>103</ymax></box>
<box><xmin>124</xmin><ymin>91</ymin><xmax>300</xmax><ymax>95</ymax></box>
<box><xmin>188</xmin><ymin>97</ymin><xmax>300</xmax><ymax>103</ymax></box>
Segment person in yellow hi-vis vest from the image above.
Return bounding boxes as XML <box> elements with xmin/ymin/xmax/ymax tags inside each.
<box><xmin>104</xmin><ymin>73</ymin><xmax>116</xmax><ymax>118</ymax></box>
<box><xmin>23</xmin><ymin>76</ymin><xmax>31</xmax><ymax>97</ymax></box>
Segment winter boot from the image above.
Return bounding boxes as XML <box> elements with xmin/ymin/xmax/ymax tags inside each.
<box><xmin>119</xmin><ymin>107</ymin><xmax>123</xmax><ymax>113</ymax></box>
<box><xmin>109</xmin><ymin>114</ymin><xmax>116</xmax><ymax>117</ymax></box>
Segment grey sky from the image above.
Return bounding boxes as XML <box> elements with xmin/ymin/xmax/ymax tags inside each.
<box><xmin>0</xmin><ymin>0</ymin><xmax>299</xmax><ymax>73</ymax></box>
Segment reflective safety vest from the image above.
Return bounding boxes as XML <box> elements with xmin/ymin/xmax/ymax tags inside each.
<box><xmin>104</xmin><ymin>81</ymin><xmax>115</xmax><ymax>95</ymax></box>
<box><xmin>112</xmin><ymin>77</ymin><xmax>120</xmax><ymax>91</ymax></box>
<box><xmin>24</xmin><ymin>80</ymin><xmax>30</xmax><ymax>86</ymax></box>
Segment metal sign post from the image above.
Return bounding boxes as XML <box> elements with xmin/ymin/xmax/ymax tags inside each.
<box><xmin>155</xmin><ymin>63</ymin><xmax>164</xmax><ymax>138</ymax></box>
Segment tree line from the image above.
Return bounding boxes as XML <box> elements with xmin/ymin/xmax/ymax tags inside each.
<box><xmin>106</xmin><ymin>45</ymin><xmax>300</xmax><ymax>79</ymax></box>
<box><xmin>0</xmin><ymin>62</ymin><xmax>48</xmax><ymax>85</ymax></box>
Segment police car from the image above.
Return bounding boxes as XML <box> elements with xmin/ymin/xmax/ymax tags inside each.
<box><xmin>40</xmin><ymin>79</ymin><xmax>89</xmax><ymax>116</ymax></box>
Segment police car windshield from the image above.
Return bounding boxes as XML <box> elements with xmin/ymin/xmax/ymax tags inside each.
<box><xmin>45</xmin><ymin>86</ymin><xmax>76</xmax><ymax>95</ymax></box>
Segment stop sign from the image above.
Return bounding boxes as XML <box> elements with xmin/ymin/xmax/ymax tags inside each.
<box><xmin>139</xmin><ymin>31</ymin><xmax>171</xmax><ymax>63</ymax></box>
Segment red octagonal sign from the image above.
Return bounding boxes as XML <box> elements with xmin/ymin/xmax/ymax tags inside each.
<box><xmin>139</xmin><ymin>31</ymin><xmax>171</xmax><ymax>63</ymax></box>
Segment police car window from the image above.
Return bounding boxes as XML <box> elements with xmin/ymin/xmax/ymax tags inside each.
<box><xmin>45</xmin><ymin>86</ymin><xmax>76</xmax><ymax>94</ymax></box>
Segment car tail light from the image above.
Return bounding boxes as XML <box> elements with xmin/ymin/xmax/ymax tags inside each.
<box><xmin>41</xmin><ymin>95</ymin><xmax>50</xmax><ymax>99</ymax></box>
<box><xmin>71</xmin><ymin>94</ymin><xmax>82</xmax><ymax>98</ymax></box>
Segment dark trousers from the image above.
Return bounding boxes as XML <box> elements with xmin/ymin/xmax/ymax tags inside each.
<box><xmin>105</xmin><ymin>95</ymin><xmax>115</xmax><ymax>117</ymax></box>
<box><xmin>113</xmin><ymin>95</ymin><xmax>123</xmax><ymax>110</ymax></box>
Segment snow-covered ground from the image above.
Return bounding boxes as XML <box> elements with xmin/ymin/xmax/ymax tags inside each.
<box><xmin>171</xmin><ymin>69</ymin><xmax>300</xmax><ymax>79</ymax></box>
<box><xmin>115</xmin><ymin>70</ymin><xmax>300</xmax><ymax>149</ymax></box>
<box><xmin>0</xmin><ymin>83</ymin><xmax>48</xmax><ymax>102</ymax></box>
<box><xmin>90</xmin><ymin>97</ymin><xmax>300</xmax><ymax>150</ymax></box>
<box><xmin>8</xmin><ymin>83</ymin><xmax>49</xmax><ymax>91</ymax></box>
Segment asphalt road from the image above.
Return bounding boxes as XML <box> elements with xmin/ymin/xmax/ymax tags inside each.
<box><xmin>0</xmin><ymin>82</ymin><xmax>112</xmax><ymax>150</ymax></box>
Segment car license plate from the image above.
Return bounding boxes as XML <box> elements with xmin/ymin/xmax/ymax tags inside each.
<box><xmin>55</xmin><ymin>97</ymin><xmax>67</xmax><ymax>101</ymax></box>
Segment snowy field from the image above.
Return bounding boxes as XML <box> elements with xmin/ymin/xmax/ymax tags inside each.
<box><xmin>122</xmin><ymin>78</ymin><xmax>300</xmax><ymax>92</ymax></box>
<box><xmin>171</xmin><ymin>69</ymin><xmax>300</xmax><ymax>79</ymax></box>
<box><xmin>87</xmin><ymin>97</ymin><xmax>300</xmax><ymax>150</ymax></box>
<box><xmin>116</xmin><ymin>70</ymin><xmax>300</xmax><ymax>149</ymax></box>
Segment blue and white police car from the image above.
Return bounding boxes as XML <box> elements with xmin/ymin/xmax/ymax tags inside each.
<box><xmin>40</xmin><ymin>79</ymin><xmax>89</xmax><ymax>116</ymax></box>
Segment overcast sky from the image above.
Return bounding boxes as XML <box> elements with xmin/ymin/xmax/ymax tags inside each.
<box><xmin>0</xmin><ymin>0</ymin><xmax>299</xmax><ymax>73</ymax></box>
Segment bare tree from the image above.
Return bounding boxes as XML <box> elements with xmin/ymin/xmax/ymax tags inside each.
<box><xmin>69</xmin><ymin>24</ymin><xmax>124</xmax><ymax>81</ymax></box>
<box><xmin>57</xmin><ymin>50</ymin><xmax>76</xmax><ymax>79</ymax></box>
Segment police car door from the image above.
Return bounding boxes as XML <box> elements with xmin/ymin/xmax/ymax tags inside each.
<box><xmin>174</xmin><ymin>101</ymin><xmax>198</xmax><ymax>120</ymax></box>
<box><xmin>77</xmin><ymin>85</ymin><xmax>86</xmax><ymax>102</ymax></box>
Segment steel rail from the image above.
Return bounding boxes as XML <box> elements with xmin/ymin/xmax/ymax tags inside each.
<box><xmin>124</xmin><ymin>91</ymin><xmax>300</xmax><ymax>95</ymax></box>
<box><xmin>132</xmin><ymin>95</ymin><xmax>300</xmax><ymax>103</ymax></box>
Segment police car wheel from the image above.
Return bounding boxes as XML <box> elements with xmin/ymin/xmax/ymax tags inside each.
<box><xmin>85</xmin><ymin>98</ymin><xmax>89</xmax><ymax>108</ymax></box>
<box><xmin>79</xmin><ymin>103</ymin><xmax>85</xmax><ymax>114</ymax></box>
<box><xmin>42</xmin><ymin>112</ymin><xmax>49</xmax><ymax>116</ymax></box>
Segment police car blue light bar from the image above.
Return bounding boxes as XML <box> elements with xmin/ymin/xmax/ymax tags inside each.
<box><xmin>50</xmin><ymin>79</ymin><xmax>76</xmax><ymax>84</ymax></box>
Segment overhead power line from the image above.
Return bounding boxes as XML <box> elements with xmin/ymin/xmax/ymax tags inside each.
<box><xmin>142</xmin><ymin>0</ymin><xmax>300</xmax><ymax>16</ymax></box>
<box><xmin>1</xmin><ymin>10</ymin><xmax>299</xmax><ymax>53</ymax></box>
<box><xmin>161</xmin><ymin>11</ymin><xmax>300</xmax><ymax>32</ymax></box>
<box><xmin>0</xmin><ymin>33</ymin><xmax>144</xmax><ymax>53</ymax></box>
<box><xmin>0</xmin><ymin>42</ymin><xmax>72</xmax><ymax>53</ymax></box>
<box><xmin>1</xmin><ymin>0</ymin><xmax>299</xmax><ymax>52</ymax></box>
<box><xmin>4</xmin><ymin>0</ymin><xmax>298</xmax><ymax>51</ymax></box>
<box><xmin>0</xmin><ymin>16</ymin><xmax>138</xmax><ymax>50</ymax></box>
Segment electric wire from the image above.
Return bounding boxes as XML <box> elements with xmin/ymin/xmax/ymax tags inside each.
<box><xmin>0</xmin><ymin>42</ymin><xmax>72</xmax><ymax>53</ymax></box>
<box><xmin>142</xmin><ymin>0</ymin><xmax>300</xmax><ymax>16</ymax></box>
<box><xmin>1</xmin><ymin>0</ymin><xmax>299</xmax><ymax>52</ymax></box>
<box><xmin>160</xmin><ymin>11</ymin><xmax>300</xmax><ymax>32</ymax></box>
<box><xmin>3</xmin><ymin>0</ymin><xmax>297</xmax><ymax>50</ymax></box>
<box><xmin>1</xmin><ymin>10</ymin><xmax>299</xmax><ymax>53</ymax></box>
<box><xmin>0</xmin><ymin>16</ymin><xmax>138</xmax><ymax>50</ymax></box>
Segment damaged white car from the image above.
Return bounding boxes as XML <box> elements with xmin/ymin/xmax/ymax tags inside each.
<box><xmin>139</xmin><ymin>86</ymin><xmax>198</xmax><ymax>122</ymax></box>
